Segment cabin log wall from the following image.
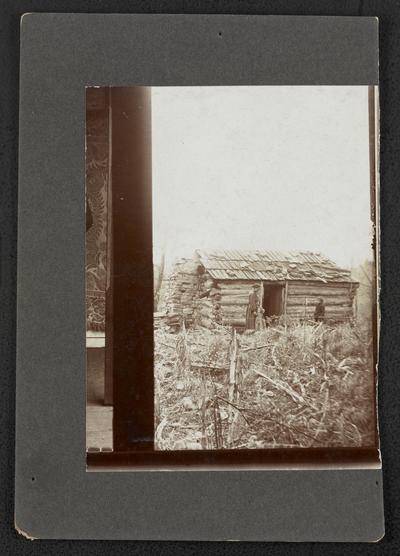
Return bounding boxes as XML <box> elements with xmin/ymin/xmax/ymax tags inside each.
<box><xmin>217</xmin><ymin>279</ymin><xmax>356</xmax><ymax>328</ymax></box>
<box><xmin>286</xmin><ymin>281</ymin><xmax>356</xmax><ymax>321</ymax></box>
<box><xmin>161</xmin><ymin>270</ymin><xmax>357</xmax><ymax>329</ymax></box>
<box><xmin>218</xmin><ymin>280</ymin><xmax>250</xmax><ymax>328</ymax></box>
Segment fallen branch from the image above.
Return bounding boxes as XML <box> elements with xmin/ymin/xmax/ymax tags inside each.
<box><xmin>252</xmin><ymin>412</ymin><xmax>322</xmax><ymax>444</ymax></box>
<box><xmin>254</xmin><ymin>369</ymin><xmax>318</xmax><ymax>411</ymax></box>
<box><xmin>234</xmin><ymin>404</ymin><xmax>322</xmax><ymax>444</ymax></box>
<box><xmin>214</xmin><ymin>398</ymin><xmax>321</xmax><ymax>444</ymax></box>
<box><xmin>242</xmin><ymin>343</ymin><xmax>271</xmax><ymax>352</ymax></box>
<box><xmin>155</xmin><ymin>417</ymin><xmax>168</xmax><ymax>448</ymax></box>
<box><xmin>216</xmin><ymin>395</ymin><xmax>251</xmax><ymax>425</ymax></box>
<box><xmin>156</xmin><ymin>341</ymin><xmax>176</xmax><ymax>350</ymax></box>
<box><xmin>191</xmin><ymin>361</ymin><xmax>229</xmax><ymax>371</ymax></box>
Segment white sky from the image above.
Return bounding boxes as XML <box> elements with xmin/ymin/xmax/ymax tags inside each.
<box><xmin>152</xmin><ymin>86</ymin><xmax>373</xmax><ymax>269</ymax></box>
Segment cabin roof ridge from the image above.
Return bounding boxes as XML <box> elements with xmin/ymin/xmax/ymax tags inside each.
<box><xmin>195</xmin><ymin>248</ymin><xmax>354</xmax><ymax>284</ymax></box>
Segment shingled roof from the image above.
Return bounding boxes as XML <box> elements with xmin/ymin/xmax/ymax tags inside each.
<box><xmin>196</xmin><ymin>249</ymin><xmax>355</xmax><ymax>283</ymax></box>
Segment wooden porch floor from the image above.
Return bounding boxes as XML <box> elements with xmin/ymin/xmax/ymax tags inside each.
<box><xmin>86</xmin><ymin>336</ymin><xmax>113</xmax><ymax>451</ymax></box>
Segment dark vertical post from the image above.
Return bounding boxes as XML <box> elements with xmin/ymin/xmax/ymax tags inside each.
<box><xmin>111</xmin><ymin>87</ymin><xmax>153</xmax><ymax>451</ymax></box>
<box><xmin>283</xmin><ymin>280</ymin><xmax>288</xmax><ymax>329</ymax></box>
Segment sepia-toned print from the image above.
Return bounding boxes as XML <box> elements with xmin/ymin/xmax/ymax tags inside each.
<box><xmin>85</xmin><ymin>85</ymin><xmax>378</xmax><ymax>458</ymax></box>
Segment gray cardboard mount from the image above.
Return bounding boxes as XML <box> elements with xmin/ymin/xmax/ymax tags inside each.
<box><xmin>16</xmin><ymin>14</ymin><xmax>384</xmax><ymax>541</ymax></box>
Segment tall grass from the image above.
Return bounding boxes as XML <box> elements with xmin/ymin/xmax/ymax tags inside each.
<box><xmin>154</xmin><ymin>322</ymin><xmax>376</xmax><ymax>450</ymax></box>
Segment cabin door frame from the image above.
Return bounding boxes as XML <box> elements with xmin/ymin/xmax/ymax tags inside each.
<box><xmin>262</xmin><ymin>281</ymin><xmax>287</xmax><ymax>319</ymax></box>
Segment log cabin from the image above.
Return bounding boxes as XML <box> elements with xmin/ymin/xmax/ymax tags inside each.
<box><xmin>160</xmin><ymin>249</ymin><xmax>359</xmax><ymax>330</ymax></box>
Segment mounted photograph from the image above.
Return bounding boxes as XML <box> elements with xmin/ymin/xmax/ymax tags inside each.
<box><xmin>16</xmin><ymin>12</ymin><xmax>385</xmax><ymax>542</ymax></box>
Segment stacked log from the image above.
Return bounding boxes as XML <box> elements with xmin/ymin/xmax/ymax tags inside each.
<box><xmin>196</xmin><ymin>298</ymin><xmax>215</xmax><ymax>329</ymax></box>
<box><xmin>218</xmin><ymin>281</ymin><xmax>249</xmax><ymax>328</ymax></box>
<box><xmin>157</xmin><ymin>268</ymin><xmax>357</xmax><ymax>329</ymax></box>
<box><xmin>157</xmin><ymin>259</ymin><xmax>200</xmax><ymax>330</ymax></box>
<box><xmin>196</xmin><ymin>285</ymin><xmax>223</xmax><ymax>329</ymax></box>
<box><xmin>153</xmin><ymin>311</ymin><xmax>167</xmax><ymax>330</ymax></box>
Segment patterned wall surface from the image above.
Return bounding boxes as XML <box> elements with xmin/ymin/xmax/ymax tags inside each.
<box><xmin>86</xmin><ymin>88</ymin><xmax>109</xmax><ymax>331</ymax></box>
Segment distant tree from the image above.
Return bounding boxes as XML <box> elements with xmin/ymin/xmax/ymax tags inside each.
<box><xmin>351</xmin><ymin>260</ymin><xmax>375</xmax><ymax>327</ymax></box>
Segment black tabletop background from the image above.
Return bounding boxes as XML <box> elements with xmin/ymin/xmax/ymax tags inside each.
<box><xmin>1</xmin><ymin>1</ymin><xmax>399</xmax><ymax>554</ymax></box>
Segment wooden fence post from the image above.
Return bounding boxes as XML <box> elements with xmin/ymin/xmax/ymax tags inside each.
<box><xmin>303</xmin><ymin>297</ymin><xmax>308</xmax><ymax>344</ymax></box>
<box><xmin>175</xmin><ymin>319</ymin><xmax>191</xmax><ymax>379</ymax></box>
<box><xmin>227</xmin><ymin>328</ymin><xmax>241</xmax><ymax>447</ymax></box>
<box><xmin>283</xmin><ymin>280</ymin><xmax>288</xmax><ymax>330</ymax></box>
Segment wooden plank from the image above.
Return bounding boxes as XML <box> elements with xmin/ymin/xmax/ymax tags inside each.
<box><xmin>288</xmin><ymin>284</ymin><xmax>351</xmax><ymax>294</ymax></box>
<box><xmin>222</xmin><ymin>318</ymin><xmax>246</xmax><ymax>326</ymax></box>
<box><xmin>287</xmin><ymin>305</ymin><xmax>352</xmax><ymax>313</ymax></box>
<box><xmin>287</xmin><ymin>298</ymin><xmax>352</xmax><ymax>307</ymax></box>
<box><xmin>86</xmin><ymin>406</ymin><xmax>113</xmax><ymax>451</ymax></box>
<box><xmin>87</xmin><ymin>334</ymin><xmax>106</xmax><ymax>349</ymax></box>
<box><xmin>218</xmin><ymin>282</ymin><xmax>253</xmax><ymax>290</ymax></box>
<box><xmin>219</xmin><ymin>290</ymin><xmax>252</xmax><ymax>297</ymax></box>
<box><xmin>220</xmin><ymin>299</ymin><xmax>248</xmax><ymax>306</ymax></box>
<box><xmin>221</xmin><ymin>306</ymin><xmax>246</xmax><ymax>314</ymax></box>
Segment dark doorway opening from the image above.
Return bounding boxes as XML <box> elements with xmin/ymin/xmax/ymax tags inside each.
<box><xmin>263</xmin><ymin>283</ymin><xmax>284</xmax><ymax>317</ymax></box>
